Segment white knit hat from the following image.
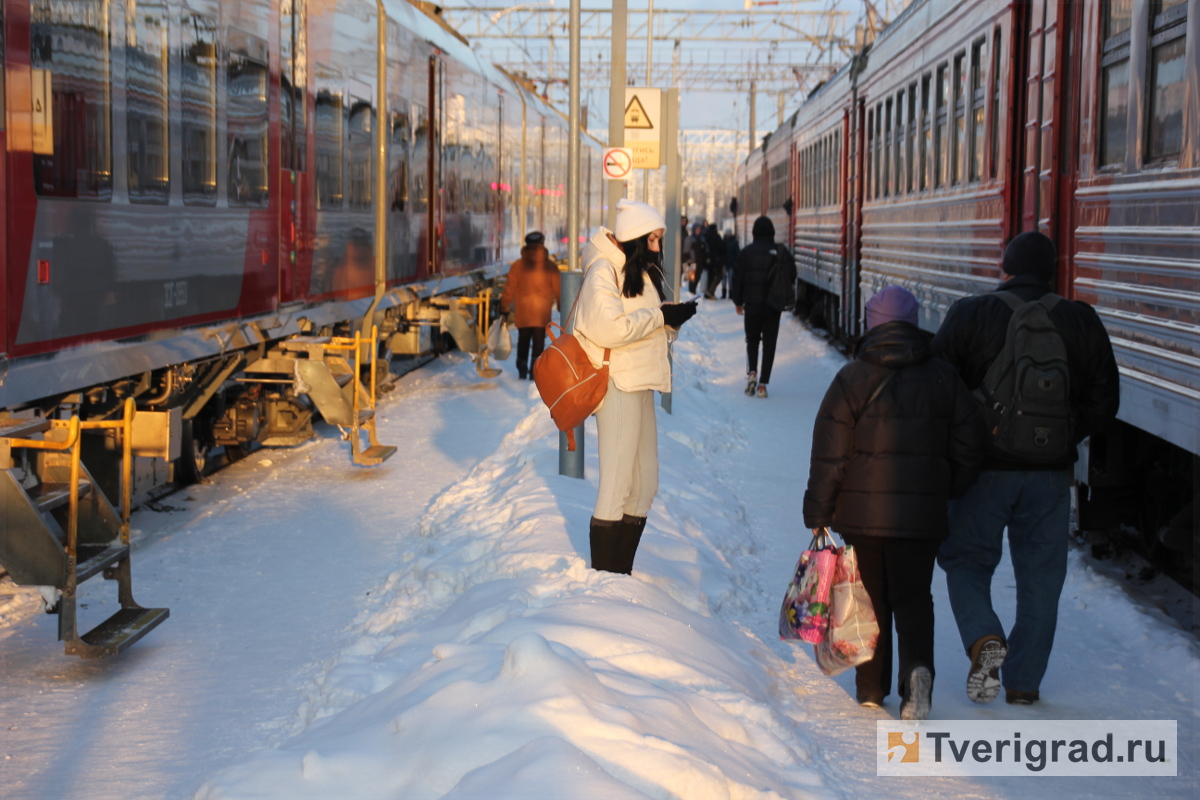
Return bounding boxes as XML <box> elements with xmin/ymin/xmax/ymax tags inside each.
<box><xmin>613</xmin><ymin>198</ymin><xmax>667</xmax><ymax>242</ymax></box>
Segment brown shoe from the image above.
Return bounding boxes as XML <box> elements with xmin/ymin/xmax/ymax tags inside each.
<box><xmin>1006</xmin><ymin>689</ymin><xmax>1040</xmax><ymax>705</ymax></box>
<box><xmin>966</xmin><ymin>635</ymin><xmax>1007</xmax><ymax>704</ymax></box>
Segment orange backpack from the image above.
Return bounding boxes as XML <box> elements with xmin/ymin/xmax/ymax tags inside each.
<box><xmin>531</xmin><ymin>259</ymin><xmax>614</xmax><ymax>451</ymax></box>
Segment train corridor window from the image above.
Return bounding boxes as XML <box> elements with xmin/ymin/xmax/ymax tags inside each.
<box><xmin>970</xmin><ymin>39</ymin><xmax>986</xmax><ymax>182</ymax></box>
<box><xmin>315</xmin><ymin>82</ymin><xmax>344</xmax><ymax>209</ymax></box>
<box><xmin>226</xmin><ymin>32</ymin><xmax>268</xmax><ymax>207</ymax></box>
<box><xmin>935</xmin><ymin>64</ymin><xmax>949</xmax><ymax>188</ymax></box>
<box><xmin>181</xmin><ymin>12</ymin><xmax>216</xmax><ymax>204</ymax></box>
<box><xmin>31</xmin><ymin>0</ymin><xmax>112</xmax><ymax>199</ymax></box>
<box><xmin>906</xmin><ymin>84</ymin><xmax>916</xmax><ymax>192</ymax></box>
<box><xmin>348</xmin><ymin>98</ymin><xmax>373</xmax><ymax>210</ymax></box>
<box><xmin>990</xmin><ymin>29</ymin><xmax>1002</xmax><ymax>179</ymax></box>
<box><xmin>1099</xmin><ymin>0</ymin><xmax>1133</xmax><ymax>167</ymax></box>
<box><xmin>389</xmin><ymin>105</ymin><xmax>411</xmax><ymax>212</ymax></box>
<box><xmin>952</xmin><ymin>53</ymin><xmax>966</xmax><ymax>185</ymax></box>
<box><xmin>126</xmin><ymin>2</ymin><xmax>168</xmax><ymax>203</ymax></box>
<box><xmin>895</xmin><ymin>92</ymin><xmax>904</xmax><ymax>196</ymax></box>
<box><xmin>920</xmin><ymin>74</ymin><xmax>931</xmax><ymax>190</ymax></box>
<box><xmin>280</xmin><ymin>0</ymin><xmax>308</xmax><ymax>172</ymax></box>
<box><xmin>883</xmin><ymin>98</ymin><xmax>892</xmax><ymax>197</ymax></box>
<box><xmin>1145</xmin><ymin>0</ymin><xmax>1188</xmax><ymax>162</ymax></box>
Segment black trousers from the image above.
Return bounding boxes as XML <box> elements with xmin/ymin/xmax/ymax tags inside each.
<box><xmin>743</xmin><ymin>303</ymin><xmax>782</xmax><ymax>383</ymax></box>
<box><xmin>517</xmin><ymin>327</ymin><xmax>546</xmax><ymax>377</ymax></box>
<box><xmin>840</xmin><ymin>534</ymin><xmax>941</xmax><ymax>703</ymax></box>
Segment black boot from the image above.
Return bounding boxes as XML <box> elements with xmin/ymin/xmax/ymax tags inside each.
<box><xmin>617</xmin><ymin>514</ymin><xmax>648</xmax><ymax>574</ymax></box>
<box><xmin>589</xmin><ymin>517</ymin><xmax>625</xmax><ymax>573</ymax></box>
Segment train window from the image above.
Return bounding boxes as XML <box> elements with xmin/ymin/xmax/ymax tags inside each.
<box><xmin>126</xmin><ymin>3</ymin><xmax>169</xmax><ymax>203</ymax></box>
<box><xmin>1145</xmin><ymin>0</ymin><xmax>1188</xmax><ymax>162</ymax></box>
<box><xmin>875</xmin><ymin>105</ymin><xmax>884</xmax><ymax>199</ymax></box>
<box><xmin>970</xmin><ymin>39</ymin><xmax>986</xmax><ymax>183</ymax></box>
<box><xmin>920</xmin><ymin>74</ymin><xmax>931</xmax><ymax>191</ymax></box>
<box><xmin>895</xmin><ymin>92</ymin><xmax>904</xmax><ymax>196</ymax></box>
<box><xmin>315</xmin><ymin>75</ymin><xmax>344</xmax><ymax>209</ymax></box>
<box><xmin>390</xmin><ymin>104</ymin><xmax>411</xmax><ymax>213</ymax></box>
<box><xmin>883</xmin><ymin>98</ymin><xmax>892</xmax><ymax>197</ymax></box>
<box><xmin>952</xmin><ymin>52</ymin><xmax>966</xmax><ymax>185</ymax></box>
<box><xmin>906</xmin><ymin>84</ymin><xmax>917</xmax><ymax>192</ymax></box>
<box><xmin>181</xmin><ymin>12</ymin><xmax>217</xmax><ymax>205</ymax></box>
<box><xmin>1099</xmin><ymin>1</ymin><xmax>1133</xmax><ymax>167</ymax></box>
<box><xmin>280</xmin><ymin>0</ymin><xmax>308</xmax><ymax>173</ymax></box>
<box><xmin>347</xmin><ymin>97</ymin><xmax>373</xmax><ymax>210</ymax></box>
<box><xmin>866</xmin><ymin>109</ymin><xmax>874</xmax><ymax>199</ymax></box>
<box><xmin>990</xmin><ymin>29</ymin><xmax>1002</xmax><ymax>179</ymax></box>
<box><xmin>31</xmin><ymin>0</ymin><xmax>113</xmax><ymax>199</ymax></box>
<box><xmin>411</xmin><ymin>102</ymin><xmax>429</xmax><ymax>215</ymax></box>
<box><xmin>227</xmin><ymin>31</ymin><xmax>269</xmax><ymax>207</ymax></box>
<box><xmin>935</xmin><ymin>64</ymin><xmax>949</xmax><ymax>188</ymax></box>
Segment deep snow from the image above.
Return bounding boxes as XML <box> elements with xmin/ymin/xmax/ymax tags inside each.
<box><xmin>1</xmin><ymin>299</ymin><xmax>1196</xmax><ymax>800</ymax></box>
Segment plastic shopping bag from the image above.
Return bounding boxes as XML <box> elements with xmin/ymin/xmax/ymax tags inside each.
<box><xmin>487</xmin><ymin>318</ymin><xmax>513</xmax><ymax>361</ymax></box>
<box><xmin>778</xmin><ymin>529</ymin><xmax>839</xmax><ymax>643</ymax></box>
<box><xmin>813</xmin><ymin>544</ymin><xmax>879</xmax><ymax>676</ymax></box>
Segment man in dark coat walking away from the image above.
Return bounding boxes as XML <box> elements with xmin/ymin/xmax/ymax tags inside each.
<box><xmin>803</xmin><ymin>286</ymin><xmax>984</xmax><ymax>720</ymax></box>
<box><xmin>731</xmin><ymin>216</ymin><xmax>789</xmax><ymax>398</ymax></box>
<box><xmin>701</xmin><ymin>223</ymin><xmax>726</xmax><ymax>300</ymax></box>
<box><xmin>933</xmin><ymin>231</ymin><xmax>1120</xmax><ymax>706</ymax></box>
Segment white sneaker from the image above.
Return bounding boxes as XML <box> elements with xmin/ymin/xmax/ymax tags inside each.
<box><xmin>756</xmin><ymin>384</ymin><xmax>768</xmax><ymax>399</ymax></box>
<box><xmin>901</xmin><ymin>666</ymin><xmax>932</xmax><ymax>721</ymax></box>
<box><xmin>745</xmin><ymin>372</ymin><xmax>757</xmax><ymax>396</ymax></box>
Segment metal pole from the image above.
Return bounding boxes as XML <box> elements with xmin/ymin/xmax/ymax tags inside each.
<box><xmin>749</xmin><ymin>79</ymin><xmax>756</xmax><ymax>158</ymax></box>
<box><xmin>661</xmin><ymin>87</ymin><xmax>679</xmax><ymax>414</ymax></box>
<box><xmin>606</xmin><ymin>0</ymin><xmax>627</xmax><ymax>230</ymax></box>
<box><xmin>560</xmin><ymin>0</ymin><xmax>585</xmax><ymax>478</ymax></box>
<box><xmin>362</xmin><ymin>0</ymin><xmax>389</xmax><ymax>335</ymax></box>
<box><xmin>643</xmin><ymin>0</ymin><xmax>653</xmax><ymax>203</ymax></box>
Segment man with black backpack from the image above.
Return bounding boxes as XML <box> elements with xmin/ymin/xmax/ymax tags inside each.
<box><xmin>932</xmin><ymin>231</ymin><xmax>1120</xmax><ymax>707</ymax></box>
<box><xmin>732</xmin><ymin>216</ymin><xmax>795</xmax><ymax>398</ymax></box>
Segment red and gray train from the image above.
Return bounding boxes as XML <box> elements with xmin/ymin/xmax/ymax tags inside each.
<box><xmin>736</xmin><ymin>0</ymin><xmax>1197</xmax><ymax>574</ymax></box>
<box><xmin>1</xmin><ymin>0</ymin><xmax>604</xmax><ymax>477</ymax></box>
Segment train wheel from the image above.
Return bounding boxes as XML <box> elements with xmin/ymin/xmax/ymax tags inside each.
<box><xmin>175</xmin><ymin>417</ymin><xmax>213</xmax><ymax>486</ymax></box>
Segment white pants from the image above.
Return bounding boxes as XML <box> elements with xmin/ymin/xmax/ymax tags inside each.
<box><xmin>593</xmin><ymin>378</ymin><xmax>659</xmax><ymax>522</ymax></box>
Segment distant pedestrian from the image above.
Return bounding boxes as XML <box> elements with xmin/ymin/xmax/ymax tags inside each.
<box><xmin>731</xmin><ymin>215</ymin><xmax>790</xmax><ymax>398</ymax></box>
<box><xmin>702</xmin><ymin>224</ymin><xmax>725</xmax><ymax>300</ymax></box>
<box><xmin>933</xmin><ymin>232</ymin><xmax>1120</xmax><ymax>706</ymax></box>
<box><xmin>688</xmin><ymin>223</ymin><xmax>708</xmax><ymax>295</ymax></box>
<box><xmin>574</xmin><ymin>199</ymin><xmax>697</xmax><ymax>574</ymax></box>
<box><xmin>500</xmin><ymin>231</ymin><xmax>560</xmax><ymax>380</ymax></box>
<box><xmin>721</xmin><ymin>226</ymin><xmax>739</xmax><ymax>299</ymax></box>
<box><xmin>803</xmin><ymin>286</ymin><xmax>985</xmax><ymax>720</ymax></box>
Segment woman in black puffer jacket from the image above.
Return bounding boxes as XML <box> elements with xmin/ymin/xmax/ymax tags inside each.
<box><xmin>802</xmin><ymin>286</ymin><xmax>984</xmax><ymax>720</ymax></box>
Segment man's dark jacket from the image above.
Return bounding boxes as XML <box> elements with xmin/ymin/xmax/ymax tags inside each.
<box><xmin>803</xmin><ymin>321</ymin><xmax>985</xmax><ymax>539</ymax></box>
<box><xmin>731</xmin><ymin>237</ymin><xmax>786</xmax><ymax>307</ymax></box>
<box><xmin>931</xmin><ymin>274</ymin><xmax>1121</xmax><ymax>471</ymax></box>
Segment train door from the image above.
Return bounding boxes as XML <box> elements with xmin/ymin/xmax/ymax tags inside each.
<box><xmin>1012</xmin><ymin>0</ymin><xmax>1073</xmax><ymax>257</ymax></box>
<box><xmin>279</xmin><ymin>0</ymin><xmax>308</xmax><ymax>303</ymax></box>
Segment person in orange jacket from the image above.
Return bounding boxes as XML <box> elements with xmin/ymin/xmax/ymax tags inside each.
<box><xmin>500</xmin><ymin>232</ymin><xmax>561</xmax><ymax>379</ymax></box>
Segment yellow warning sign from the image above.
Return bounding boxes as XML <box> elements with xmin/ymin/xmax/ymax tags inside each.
<box><xmin>624</xmin><ymin>95</ymin><xmax>654</xmax><ymax>129</ymax></box>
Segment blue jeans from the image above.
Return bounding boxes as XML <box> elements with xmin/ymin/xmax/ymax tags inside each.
<box><xmin>937</xmin><ymin>469</ymin><xmax>1072</xmax><ymax>693</ymax></box>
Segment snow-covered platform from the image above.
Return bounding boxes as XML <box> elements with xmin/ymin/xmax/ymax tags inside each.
<box><xmin>1</xmin><ymin>300</ymin><xmax>1196</xmax><ymax>799</ymax></box>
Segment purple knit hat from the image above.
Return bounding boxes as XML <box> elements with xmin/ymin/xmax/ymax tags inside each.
<box><xmin>865</xmin><ymin>286</ymin><xmax>919</xmax><ymax>330</ymax></box>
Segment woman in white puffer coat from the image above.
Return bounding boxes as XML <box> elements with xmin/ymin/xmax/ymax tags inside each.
<box><xmin>574</xmin><ymin>199</ymin><xmax>698</xmax><ymax>573</ymax></box>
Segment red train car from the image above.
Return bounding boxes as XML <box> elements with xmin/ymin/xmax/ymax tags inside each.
<box><xmin>738</xmin><ymin>0</ymin><xmax>1198</xmax><ymax>566</ymax></box>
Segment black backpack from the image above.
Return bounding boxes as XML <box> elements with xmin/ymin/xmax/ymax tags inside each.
<box><xmin>766</xmin><ymin>246</ymin><xmax>797</xmax><ymax>312</ymax></box>
<box><xmin>975</xmin><ymin>291</ymin><xmax>1074</xmax><ymax>463</ymax></box>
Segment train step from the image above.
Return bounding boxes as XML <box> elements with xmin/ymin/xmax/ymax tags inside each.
<box><xmin>357</xmin><ymin>409</ymin><xmax>375</xmax><ymax>424</ymax></box>
<box><xmin>0</xmin><ymin>417</ymin><xmax>52</xmax><ymax>439</ymax></box>
<box><xmin>76</xmin><ymin>542</ymin><xmax>129</xmax><ymax>583</ymax></box>
<box><xmin>67</xmin><ymin>606</ymin><xmax>170</xmax><ymax>659</ymax></box>
<box><xmin>33</xmin><ymin>480</ymin><xmax>93</xmax><ymax>514</ymax></box>
<box><xmin>357</xmin><ymin>445</ymin><xmax>397</xmax><ymax>466</ymax></box>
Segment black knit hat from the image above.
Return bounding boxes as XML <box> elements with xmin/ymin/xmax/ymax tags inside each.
<box><xmin>752</xmin><ymin>215</ymin><xmax>775</xmax><ymax>239</ymax></box>
<box><xmin>1003</xmin><ymin>231</ymin><xmax>1057</xmax><ymax>283</ymax></box>
<box><xmin>524</xmin><ymin>231</ymin><xmax>545</xmax><ymax>246</ymax></box>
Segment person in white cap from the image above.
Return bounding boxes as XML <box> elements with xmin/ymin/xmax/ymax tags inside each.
<box><xmin>573</xmin><ymin>199</ymin><xmax>698</xmax><ymax>574</ymax></box>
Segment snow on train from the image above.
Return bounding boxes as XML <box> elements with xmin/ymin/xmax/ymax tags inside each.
<box><xmin>0</xmin><ymin>0</ymin><xmax>605</xmax><ymax>655</ymax></box>
<box><xmin>736</xmin><ymin>0</ymin><xmax>1197</xmax><ymax>581</ymax></box>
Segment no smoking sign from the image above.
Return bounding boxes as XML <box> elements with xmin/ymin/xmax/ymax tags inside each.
<box><xmin>602</xmin><ymin>147</ymin><xmax>633</xmax><ymax>181</ymax></box>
